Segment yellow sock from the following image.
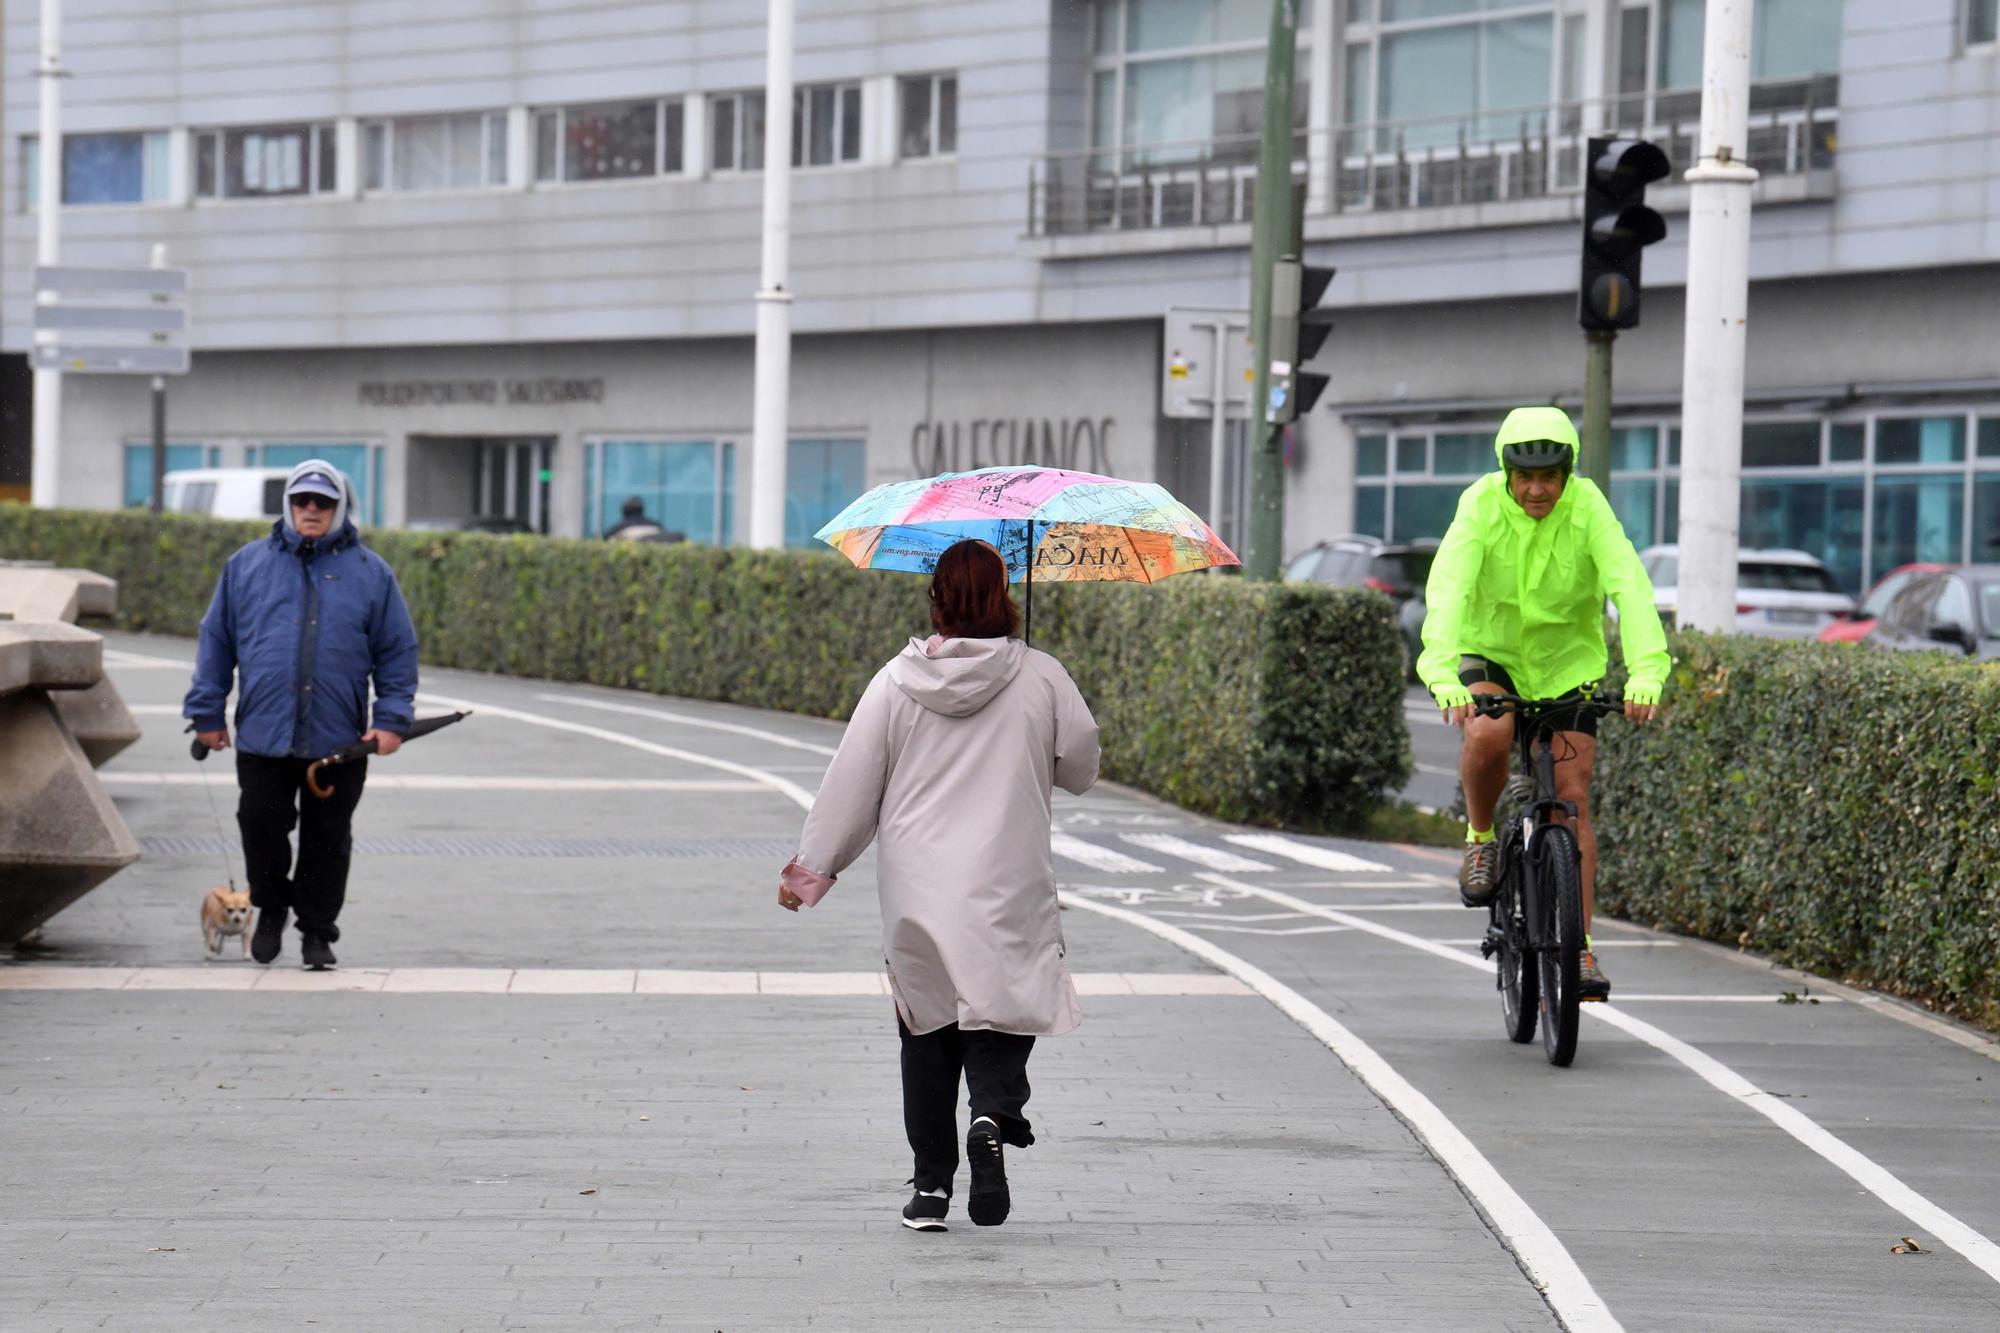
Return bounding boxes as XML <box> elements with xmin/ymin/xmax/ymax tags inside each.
<box><xmin>1465</xmin><ymin>825</ymin><xmax>1494</xmax><ymax>844</ymax></box>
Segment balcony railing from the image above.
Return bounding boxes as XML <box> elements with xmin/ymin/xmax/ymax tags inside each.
<box><xmin>1028</xmin><ymin>77</ymin><xmax>1837</xmax><ymax>238</ymax></box>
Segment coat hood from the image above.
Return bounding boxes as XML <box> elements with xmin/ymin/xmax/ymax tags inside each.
<box><xmin>887</xmin><ymin>635</ymin><xmax>1026</xmax><ymax>717</ymax></box>
<box><xmin>281</xmin><ymin>458</ymin><xmax>353</xmax><ymax>542</ymax></box>
<box><xmin>1493</xmin><ymin>406</ymin><xmax>1581</xmax><ymax>471</ymax></box>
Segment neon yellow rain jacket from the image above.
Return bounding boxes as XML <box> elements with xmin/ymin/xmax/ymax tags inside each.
<box><xmin>1417</xmin><ymin>408</ymin><xmax>1670</xmax><ymax>710</ymax></box>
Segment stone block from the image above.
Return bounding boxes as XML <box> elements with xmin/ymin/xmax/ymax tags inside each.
<box><xmin>0</xmin><ymin>623</ymin><xmax>104</xmax><ymax>698</ymax></box>
<box><xmin>52</xmin><ymin>675</ymin><xmax>142</xmax><ymax>767</ymax></box>
<box><xmin>0</xmin><ymin>566</ymin><xmax>117</xmax><ymax>624</ymax></box>
<box><xmin>0</xmin><ymin>692</ymin><xmax>141</xmax><ymax>944</ymax></box>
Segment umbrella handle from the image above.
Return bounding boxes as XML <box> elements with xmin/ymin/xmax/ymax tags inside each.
<box><xmin>1025</xmin><ymin>518</ymin><xmax>1035</xmax><ymax>647</ymax></box>
<box><xmin>306</xmin><ymin>759</ymin><xmax>336</xmax><ymax>800</ymax></box>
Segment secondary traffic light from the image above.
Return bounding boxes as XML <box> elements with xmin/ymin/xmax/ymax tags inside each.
<box><xmin>1578</xmin><ymin>137</ymin><xmax>1670</xmax><ymax>332</ymax></box>
<box><xmin>1268</xmin><ymin>257</ymin><xmax>1336</xmax><ymax>423</ymax></box>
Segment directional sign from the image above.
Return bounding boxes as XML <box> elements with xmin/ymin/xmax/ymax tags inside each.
<box><xmin>1163</xmin><ymin>306</ymin><xmax>1252</xmax><ymax>421</ymax></box>
<box><xmin>34</xmin><ymin>265</ymin><xmax>189</xmax><ymax>295</ymax></box>
<box><xmin>34</xmin><ymin>305</ymin><xmax>188</xmax><ymax>333</ymax></box>
<box><xmin>32</xmin><ymin>345</ymin><xmax>191</xmax><ymax>375</ymax></box>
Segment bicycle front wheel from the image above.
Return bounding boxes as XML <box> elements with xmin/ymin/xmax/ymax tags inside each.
<box><xmin>1495</xmin><ymin>849</ymin><xmax>1537</xmax><ymax>1044</ymax></box>
<box><xmin>1534</xmin><ymin>823</ymin><xmax>1584</xmax><ymax>1067</ymax></box>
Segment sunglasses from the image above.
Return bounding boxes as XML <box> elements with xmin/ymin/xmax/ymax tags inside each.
<box><xmin>290</xmin><ymin>493</ymin><xmax>338</xmax><ymax>511</ymax></box>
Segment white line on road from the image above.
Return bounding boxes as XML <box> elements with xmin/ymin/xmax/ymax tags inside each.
<box><xmin>1416</xmin><ymin>763</ymin><xmax>1459</xmax><ymax>778</ymax></box>
<box><xmin>125</xmin><ymin>704</ymin><xmax>186</xmax><ymax>715</ymax></box>
<box><xmin>1119</xmin><ymin>832</ymin><xmax>1273</xmax><ymax>872</ymax></box>
<box><xmin>535</xmin><ymin>694</ymin><xmax>840</xmax><ymax>756</ymax></box>
<box><xmin>1050</xmin><ymin>834</ymin><xmax>1165</xmax><ymax>874</ymax></box>
<box><xmin>99</xmin><ymin>772</ymin><xmax>765</xmax><ymax>793</ymax></box>
<box><xmin>1058</xmin><ymin>890</ymin><xmax>1622</xmax><ymax>1333</ymax></box>
<box><xmin>1200</xmin><ymin>874</ymin><xmax>2000</xmax><ymax>1288</ymax></box>
<box><xmin>103</xmin><ymin>651</ymin><xmax>193</xmax><ymax>669</ymax></box>
<box><xmin>1430</xmin><ymin>938</ymin><xmax>1679</xmax><ymax>949</ymax></box>
<box><xmin>1185</xmin><ymin>923</ymin><xmax>1352</xmax><ymax>936</ymax></box>
<box><xmin>0</xmin><ymin>967</ymin><xmax>1249</xmax><ymax>997</ymax></box>
<box><xmin>1221</xmin><ymin>832</ymin><xmax>1391</xmax><ymax>872</ymax></box>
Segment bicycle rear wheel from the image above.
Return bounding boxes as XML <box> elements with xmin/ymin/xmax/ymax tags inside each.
<box><xmin>1534</xmin><ymin>823</ymin><xmax>1584</xmax><ymax>1067</ymax></box>
<box><xmin>1495</xmin><ymin>837</ymin><xmax>1537</xmax><ymax>1044</ymax></box>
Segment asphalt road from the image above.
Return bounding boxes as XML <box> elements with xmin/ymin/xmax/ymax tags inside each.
<box><xmin>5</xmin><ymin>634</ymin><xmax>1997</xmax><ymax>1331</ymax></box>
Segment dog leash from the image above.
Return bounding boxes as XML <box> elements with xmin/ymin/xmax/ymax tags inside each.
<box><xmin>186</xmin><ymin>726</ymin><xmax>241</xmax><ymax>893</ymax></box>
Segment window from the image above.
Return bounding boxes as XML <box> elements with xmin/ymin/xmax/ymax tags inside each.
<box><xmin>1636</xmin><ymin>0</ymin><xmax>1841</xmax><ymax>90</ymax></box>
<box><xmin>900</xmin><ymin>74</ymin><xmax>958</xmax><ymax>159</ymax></box>
<box><xmin>1741</xmin><ymin>420</ymin><xmax>1821</xmax><ymax>468</ymax></box>
<box><xmin>1872</xmin><ymin>475</ymin><xmax>1965</xmax><ymax>583</ymax></box>
<box><xmin>1973</xmin><ymin>0</ymin><xmax>1999</xmax><ymax>45</ymax></box>
<box><xmin>1875</xmin><ymin>416</ymin><xmax>1966</xmax><ymax>465</ymax></box>
<box><xmin>710</xmin><ymin>91</ymin><xmax>767</xmax><ymax>172</ymax></box>
<box><xmin>24</xmin><ymin>132</ymin><xmax>172</xmax><ymax>207</ymax></box>
<box><xmin>365</xmin><ymin>112</ymin><xmax>508</xmax><ymax>192</ymax></box>
<box><xmin>533</xmin><ymin>100</ymin><xmax>683</xmax><ymax>183</ymax></box>
<box><xmin>596</xmin><ymin>440</ymin><xmax>736</xmax><ymax>546</ymax></box>
<box><xmin>1089</xmin><ymin>0</ymin><xmax>1310</xmax><ymax>166</ymax></box>
<box><xmin>793</xmin><ymin>82</ymin><xmax>864</xmax><ymax>167</ymax></box>
<box><xmin>1344</xmin><ymin>1</ymin><xmax>1552</xmax><ymax>148</ymax></box>
<box><xmin>785</xmin><ymin>439</ymin><xmax>867</xmax><ymax>548</ymax></box>
<box><xmin>194</xmin><ymin>124</ymin><xmax>337</xmax><ymax>199</ymax></box>
<box><xmin>122</xmin><ymin>443</ymin><xmax>213</xmax><ymax>506</ymax></box>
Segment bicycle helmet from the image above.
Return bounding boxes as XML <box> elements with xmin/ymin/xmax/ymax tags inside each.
<box><xmin>1494</xmin><ymin>406</ymin><xmax>1579</xmax><ymax>475</ymax></box>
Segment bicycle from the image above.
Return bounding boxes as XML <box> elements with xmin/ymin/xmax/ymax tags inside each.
<box><xmin>1471</xmin><ymin>689</ymin><xmax>1626</xmax><ymax>1067</ymax></box>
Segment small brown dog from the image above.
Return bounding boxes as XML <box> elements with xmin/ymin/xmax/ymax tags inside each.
<box><xmin>201</xmin><ymin>886</ymin><xmax>252</xmax><ymax>959</ymax></box>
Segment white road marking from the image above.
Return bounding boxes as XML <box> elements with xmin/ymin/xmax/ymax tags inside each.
<box><xmin>1059</xmin><ymin>890</ymin><xmax>1622</xmax><ymax>1333</ymax></box>
<box><xmin>414</xmin><ymin>692</ymin><xmax>818</xmax><ymax>810</ymax></box>
<box><xmin>1416</xmin><ymin>763</ymin><xmax>1459</xmax><ymax>778</ymax></box>
<box><xmin>100</xmin><ymin>772</ymin><xmax>764</xmax><ymax>793</ymax></box>
<box><xmin>0</xmin><ymin>967</ymin><xmax>1249</xmax><ymax>997</ymax></box>
<box><xmin>1199</xmin><ymin>874</ymin><xmax>2000</xmax><ymax>1288</ymax></box>
<box><xmin>125</xmin><ymin>704</ymin><xmax>186</xmax><ymax>715</ymax></box>
<box><xmin>535</xmin><ymin>694</ymin><xmax>840</xmax><ymax>756</ymax></box>
<box><xmin>1151</xmin><ymin>910</ymin><xmax>1311</xmax><ymax>923</ymax></box>
<box><xmin>1222</xmin><ymin>832</ymin><xmax>1391</xmax><ymax>872</ymax></box>
<box><xmin>1184</xmin><ymin>923</ymin><xmax>1351</xmax><ymax>937</ymax></box>
<box><xmin>103</xmin><ymin>651</ymin><xmax>193</xmax><ymax>669</ymax></box>
<box><xmin>1604</xmin><ymin>995</ymin><xmax>1846</xmax><ymax>1004</ymax></box>
<box><xmin>1051</xmin><ymin>834</ymin><xmax>1165</xmax><ymax>874</ymax></box>
<box><xmin>1119</xmin><ymin>832</ymin><xmax>1273</xmax><ymax>872</ymax></box>
<box><xmin>1431</xmin><ymin>938</ymin><xmax>1678</xmax><ymax>949</ymax></box>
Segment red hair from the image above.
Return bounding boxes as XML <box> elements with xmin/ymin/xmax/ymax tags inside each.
<box><xmin>929</xmin><ymin>540</ymin><xmax>1021</xmax><ymax>639</ymax></box>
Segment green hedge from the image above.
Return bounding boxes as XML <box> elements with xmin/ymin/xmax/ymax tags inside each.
<box><xmin>0</xmin><ymin>504</ymin><xmax>1410</xmax><ymax>831</ymax></box>
<box><xmin>1596</xmin><ymin>632</ymin><xmax>2000</xmax><ymax>1027</ymax></box>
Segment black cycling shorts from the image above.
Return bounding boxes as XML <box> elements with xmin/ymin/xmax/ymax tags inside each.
<box><xmin>1457</xmin><ymin>656</ymin><xmax>1598</xmax><ymax>738</ymax></box>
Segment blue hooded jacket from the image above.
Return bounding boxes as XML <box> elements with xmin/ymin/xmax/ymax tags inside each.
<box><xmin>183</xmin><ymin>461</ymin><xmax>419</xmax><ymax>759</ymax></box>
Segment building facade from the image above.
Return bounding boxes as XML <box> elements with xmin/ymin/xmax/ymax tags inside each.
<box><xmin>3</xmin><ymin>0</ymin><xmax>1997</xmax><ymax>588</ymax></box>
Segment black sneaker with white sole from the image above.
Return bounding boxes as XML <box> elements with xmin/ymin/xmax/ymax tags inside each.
<box><xmin>251</xmin><ymin>908</ymin><xmax>286</xmax><ymax>964</ymax></box>
<box><xmin>965</xmin><ymin>1116</ymin><xmax>1010</xmax><ymax>1227</ymax></box>
<box><xmin>901</xmin><ymin>1189</ymin><xmax>949</xmax><ymax>1232</ymax></box>
<box><xmin>300</xmin><ymin>933</ymin><xmax>337</xmax><ymax>971</ymax></box>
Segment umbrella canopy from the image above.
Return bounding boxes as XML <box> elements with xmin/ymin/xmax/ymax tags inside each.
<box><xmin>814</xmin><ymin>466</ymin><xmax>1238</xmax><ymax>584</ymax></box>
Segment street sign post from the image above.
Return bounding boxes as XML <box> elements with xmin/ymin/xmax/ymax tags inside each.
<box><xmin>1163</xmin><ymin>306</ymin><xmax>1252</xmax><ymax>550</ymax></box>
<box><xmin>34</xmin><ymin>254</ymin><xmax>193</xmax><ymax>511</ymax></box>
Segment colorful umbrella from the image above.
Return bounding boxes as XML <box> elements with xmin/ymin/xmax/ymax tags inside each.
<box><xmin>814</xmin><ymin>465</ymin><xmax>1239</xmax><ymax>640</ymax></box>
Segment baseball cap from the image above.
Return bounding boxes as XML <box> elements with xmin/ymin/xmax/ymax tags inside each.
<box><xmin>287</xmin><ymin>470</ymin><xmax>343</xmax><ymax>501</ymax></box>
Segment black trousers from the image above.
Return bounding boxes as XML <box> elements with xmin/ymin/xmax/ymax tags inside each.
<box><xmin>898</xmin><ymin>1017</ymin><xmax>1036</xmax><ymax>1195</ymax></box>
<box><xmin>236</xmin><ymin>751</ymin><xmax>368</xmax><ymax>941</ymax></box>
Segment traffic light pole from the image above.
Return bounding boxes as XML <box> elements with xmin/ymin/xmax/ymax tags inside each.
<box><xmin>1579</xmin><ymin>329</ymin><xmax>1614</xmax><ymax>497</ymax></box>
<box><xmin>1244</xmin><ymin>0</ymin><xmax>1297</xmax><ymax>582</ymax></box>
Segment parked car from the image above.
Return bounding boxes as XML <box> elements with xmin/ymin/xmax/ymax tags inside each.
<box><xmin>1639</xmin><ymin>544</ymin><xmax>1856</xmax><ymax>639</ymax></box>
<box><xmin>403</xmin><ymin>516</ymin><xmax>537</xmax><ymax>535</ymax></box>
<box><xmin>1864</xmin><ymin>566</ymin><xmax>2000</xmax><ymax>660</ymax></box>
<box><xmin>1817</xmin><ymin>563</ymin><xmax>1951</xmax><ymax>642</ymax></box>
<box><xmin>1285</xmin><ymin>535</ymin><xmax>1437</xmax><ymax>671</ymax></box>
<box><xmin>159</xmin><ymin>468</ymin><xmax>293</xmax><ymax>521</ymax></box>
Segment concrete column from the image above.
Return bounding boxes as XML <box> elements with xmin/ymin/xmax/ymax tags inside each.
<box><xmin>682</xmin><ymin>94</ymin><xmax>708</xmax><ymax>177</ymax></box>
<box><xmin>507</xmin><ymin>107</ymin><xmax>532</xmax><ymax>188</ymax></box>
<box><xmin>1304</xmin><ymin>0</ymin><xmax>1336</xmax><ymax>214</ymax></box>
<box><xmin>31</xmin><ymin>0</ymin><xmax>64</xmax><ymax>509</ymax></box>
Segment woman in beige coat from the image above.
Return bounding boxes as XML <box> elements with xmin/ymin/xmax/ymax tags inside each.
<box><xmin>778</xmin><ymin>539</ymin><xmax>1100</xmax><ymax>1233</ymax></box>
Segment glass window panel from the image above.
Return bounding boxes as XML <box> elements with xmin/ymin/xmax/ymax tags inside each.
<box><xmin>1742</xmin><ymin>420</ymin><xmax>1820</xmax><ymax>468</ymax></box>
<box><xmin>1663</xmin><ymin>477</ymin><xmax>1678</xmax><ymax>542</ymax></box>
<box><xmin>1480</xmin><ymin>16</ymin><xmax>1553</xmax><ymax>136</ymax></box>
<box><xmin>1095</xmin><ymin>0</ymin><xmax>1123</xmax><ymax>55</ymax></box>
<box><xmin>1394</xmin><ymin>436</ymin><xmax>1426</xmax><ymax>473</ymax></box>
<box><xmin>1610</xmin><ymin>477</ymin><xmax>1656</xmax><ymax>551</ymax></box>
<box><xmin>1384</xmin><ymin>0</ymin><xmax>1483</xmax><ymax>18</ymax></box>
<box><xmin>1609</xmin><ymin>426</ymin><xmax>1656</xmax><ymax>473</ymax></box>
<box><xmin>144</xmin><ymin>132</ymin><xmax>170</xmax><ymax>199</ymax></box>
<box><xmin>1354</xmin><ymin>485</ymin><xmax>1387</xmax><ymax>537</ymax></box>
<box><xmin>364</xmin><ymin>123</ymin><xmax>387</xmax><ymax>190</ymax></box>
<box><xmin>939</xmin><ymin>76</ymin><xmax>957</xmax><ymax>153</ymax></box>
<box><xmin>122</xmin><ymin>444</ymin><xmax>206</xmax><ymax>507</ymax></box>
<box><xmin>224</xmin><ymin>126</ymin><xmax>313</xmax><ymax>197</ymax></box>
<box><xmin>1976</xmin><ymin>418</ymin><xmax>2000</xmax><ymax>459</ymax></box>
<box><xmin>535</xmin><ymin>111</ymin><xmax>560</xmax><ymax>180</ymax></box>
<box><xmin>840</xmin><ymin>84</ymin><xmax>862</xmax><ymax>161</ymax></box>
<box><xmin>1933</xmin><ymin>576</ymin><xmax>1975</xmax><ymax>632</ymax></box>
<box><xmin>317</xmin><ymin>126</ymin><xmax>337</xmax><ymax>192</ymax></box>
<box><xmin>1344</xmin><ymin>42</ymin><xmax>1372</xmax><ymax>128</ymax></box>
<box><xmin>661</xmin><ymin>101</ymin><xmax>684</xmax><ymax>173</ymax></box>
<box><xmin>1380</xmin><ymin>26</ymin><xmax>1477</xmax><ymax>142</ymax></box>
<box><xmin>196</xmin><ymin>132</ymin><xmax>217</xmax><ymax>197</ymax></box>
<box><xmin>565</xmin><ymin>100</ymin><xmax>657</xmax><ymax>181</ymax></box>
<box><xmin>1658</xmin><ymin>0</ymin><xmax>1705</xmax><ymax>88</ymax></box>
<box><xmin>1432</xmin><ymin>432</ymin><xmax>1490</xmax><ymax>475</ymax></box>
<box><xmin>1667</xmin><ymin>428</ymin><xmax>1681</xmax><ymax>467</ymax></box>
<box><xmin>488</xmin><ymin>113</ymin><xmax>510</xmax><ymax>183</ymax></box>
<box><xmin>1617</xmin><ymin>4</ymin><xmax>1649</xmax><ymax>97</ymax></box>
<box><xmin>395</xmin><ymin>116</ymin><xmax>448</xmax><ymax>190</ymax></box>
<box><xmin>1973</xmin><ymin>0</ymin><xmax>1999</xmax><ymax>45</ymax></box>
<box><xmin>1976</xmin><ymin>477</ymin><xmax>2000</xmax><ymax>566</ymax></box>
<box><xmin>1389</xmin><ymin>483</ymin><xmax>1462</xmax><ymax>542</ymax></box>
<box><xmin>601</xmin><ymin>441</ymin><xmax>726</xmax><ymax>545</ymax></box>
<box><xmin>1740</xmin><ymin>475</ymin><xmax>1865</xmax><ymax>593</ymax></box>
<box><xmin>1091</xmin><ymin>69</ymin><xmax>1119</xmax><ymax>153</ymax></box>
<box><xmin>448</xmin><ymin>112</ymin><xmax>483</xmax><ymax>186</ymax></box>
<box><xmin>1561</xmin><ymin>13</ymin><xmax>1585</xmax><ymax>103</ymax></box>
<box><xmin>1830</xmin><ymin>421</ymin><xmax>1864</xmax><ymax>461</ymax></box>
<box><xmin>64</xmin><ymin>132</ymin><xmax>147</xmax><ymax>204</ymax></box>
<box><xmin>901</xmin><ymin>76</ymin><xmax>935</xmax><ymax>157</ymax></box>
<box><xmin>712</xmin><ymin>97</ymin><xmax>737</xmax><ymax>169</ymax></box>
<box><xmin>1875</xmin><ymin>416</ymin><xmax>1966</xmax><ymax>465</ymax></box>
<box><xmin>791</xmin><ymin>89</ymin><xmax>808</xmax><ymax>167</ymax></box>
<box><xmin>1871</xmin><ymin>474</ymin><xmax>1966</xmax><ymax>584</ymax></box>
<box><xmin>744</xmin><ymin>92</ymin><xmax>767</xmax><ymax>170</ymax></box>
<box><xmin>1753</xmin><ymin>0</ymin><xmax>1842</xmax><ymax>78</ymax></box>
<box><xmin>785</xmin><ymin>438</ymin><xmax>867</xmax><ymax>548</ymax></box>
<box><xmin>812</xmin><ymin>85</ymin><xmax>839</xmax><ymax>165</ymax></box>
<box><xmin>1125</xmin><ymin>51</ymin><xmax>1267</xmax><ymax>159</ymax></box>
<box><xmin>1356</xmin><ymin>434</ymin><xmax>1388</xmax><ymax>477</ymax></box>
<box><xmin>1129</xmin><ymin>0</ymin><xmax>1271</xmax><ymax>51</ymax></box>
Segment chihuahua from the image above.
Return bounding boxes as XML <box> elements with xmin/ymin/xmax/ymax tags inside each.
<box><xmin>200</xmin><ymin>885</ymin><xmax>252</xmax><ymax>959</ymax></box>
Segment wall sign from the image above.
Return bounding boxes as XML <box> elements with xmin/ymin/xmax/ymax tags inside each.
<box><xmin>910</xmin><ymin>417</ymin><xmax>1115</xmax><ymax>475</ymax></box>
<box><xmin>358</xmin><ymin>378</ymin><xmax>606</xmax><ymax>407</ymax></box>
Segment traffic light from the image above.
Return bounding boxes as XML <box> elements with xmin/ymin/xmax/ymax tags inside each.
<box><xmin>1578</xmin><ymin>137</ymin><xmax>1670</xmax><ymax>332</ymax></box>
<box><xmin>1268</xmin><ymin>257</ymin><xmax>1336</xmax><ymax>423</ymax></box>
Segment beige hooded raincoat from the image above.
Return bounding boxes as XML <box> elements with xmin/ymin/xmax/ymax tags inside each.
<box><xmin>782</xmin><ymin>634</ymin><xmax>1101</xmax><ymax>1036</ymax></box>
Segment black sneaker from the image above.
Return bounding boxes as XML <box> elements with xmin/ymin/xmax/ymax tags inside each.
<box><xmin>901</xmin><ymin>1189</ymin><xmax>949</xmax><ymax>1233</ymax></box>
<box><xmin>1458</xmin><ymin>840</ymin><xmax>1499</xmax><ymax>908</ymax></box>
<box><xmin>251</xmin><ymin>909</ymin><xmax>286</xmax><ymax>964</ymax></box>
<box><xmin>965</xmin><ymin>1116</ymin><xmax>1009</xmax><ymax>1227</ymax></box>
<box><xmin>301</xmin><ymin>933</ymin><xmax>337</xmax><ymax>971</ymax></box>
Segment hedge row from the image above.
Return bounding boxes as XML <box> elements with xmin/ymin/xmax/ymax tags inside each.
<box><xmin>0</xmin><ymin>504</ymin><xmax>1411</xmax><ymax>831</ymax></box>
<box><xmin>1595</xmin><ymin>632</ymin><xmax>2000</xmax><ymax>1027</ymax></box>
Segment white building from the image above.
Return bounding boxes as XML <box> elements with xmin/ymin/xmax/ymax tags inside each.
<box><xmin>3</xmin><ymin>0</ymin><xmax>1997</xmax><ymax>591</ymax></box>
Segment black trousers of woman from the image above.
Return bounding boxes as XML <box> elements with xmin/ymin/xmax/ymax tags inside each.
<box><xmin>898</xmin><ymin>1017</ymin><xmax>1036</xmax><ymax>1195</ymax></box>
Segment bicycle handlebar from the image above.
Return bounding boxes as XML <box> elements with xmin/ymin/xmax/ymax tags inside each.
<box><xmin>1468</xmin><ymin>690</ymin><xmax>1626</xmax><ymax>721</ymax></box>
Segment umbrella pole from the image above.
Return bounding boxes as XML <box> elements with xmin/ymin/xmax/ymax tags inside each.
<box><xmin>1024</xmin><ymin>519</ymin><xmax>1035</xmax><ymax>646</ymax></box>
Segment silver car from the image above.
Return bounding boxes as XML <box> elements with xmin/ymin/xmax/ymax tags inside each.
<box><xmin>1639</xmin><ymin>545</ymin><xmax>1857</xmax><ymax>639</ymax></box>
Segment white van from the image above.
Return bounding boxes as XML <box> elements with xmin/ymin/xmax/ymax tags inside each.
<box><xmin>159</xmin><ymin>468</ymin><xmax>295</xmax><ymax>521</ymax></box>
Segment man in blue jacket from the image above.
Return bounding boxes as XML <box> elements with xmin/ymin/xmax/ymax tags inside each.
<box><xmin>184</xmin><ymin>461</ymin><xmax>419</xmax><ymax>969</ymax></box>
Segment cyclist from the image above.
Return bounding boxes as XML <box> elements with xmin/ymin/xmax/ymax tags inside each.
<box><xmin>1416</xmin><ymin>407</ymin><xmax>1668</xmax><ymax>1001</ymax></box>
